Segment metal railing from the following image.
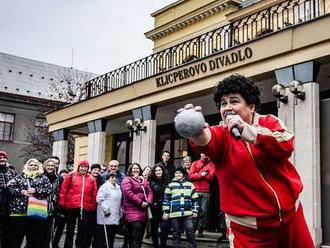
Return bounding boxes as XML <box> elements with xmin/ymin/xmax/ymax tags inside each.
<box><xmin>85</xmin><ymin>0</ymin><xmax>326</xmax><ymax>99</ymax></box>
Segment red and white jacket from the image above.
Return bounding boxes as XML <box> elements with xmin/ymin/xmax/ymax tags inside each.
<box><xmin>190</xmin><ymin>114</ymin><xmax>302</xmax><ymax>229</ymax></box>
<box><xmin>189</xmin><ymin>159</ymin><xmax>215</xmax><ymax>192</ymax></box>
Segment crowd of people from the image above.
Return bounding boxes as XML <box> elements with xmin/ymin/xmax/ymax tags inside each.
<box><xmin>0</xmin><ymin>74</ymin><xmax>315</xmax><ymax>248</ymax></box>
<box><xmin>0</xmin><ymin>149</ymin><xmax>217</xmax><ymax>248</ymax></box>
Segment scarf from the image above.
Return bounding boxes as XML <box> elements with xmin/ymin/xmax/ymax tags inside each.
<box><xmin>23</xmin><ymin>170</ymin><xmax>40</xmax><ymax>179</ymax></box>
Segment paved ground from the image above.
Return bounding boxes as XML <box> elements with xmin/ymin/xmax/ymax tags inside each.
<box><xmin>22</xmin><ymin>231</ymin><xmax>227</xmax><ymax>247</ymax></box>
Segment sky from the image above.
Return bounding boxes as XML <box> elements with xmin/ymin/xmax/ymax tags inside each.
<box><xmin>0</xmin><ymin>0</ymin><xmax>177</xmax><ymax>74</ymax></box>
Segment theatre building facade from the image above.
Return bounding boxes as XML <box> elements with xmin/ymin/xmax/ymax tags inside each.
<box><xmin>47</xmin><ymin>0</ymin><xmax>330</xmax><ymax>246</ymax></box>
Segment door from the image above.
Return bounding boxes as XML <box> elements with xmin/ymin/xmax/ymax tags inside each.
<box><xmin>321</xmin><ymin>98</ymin><xmax>330</xmax><ymax>245</ymax></box>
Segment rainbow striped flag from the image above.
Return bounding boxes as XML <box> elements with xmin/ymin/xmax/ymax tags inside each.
<box><xmin>27</xmin><ymin>197</ymin><xmax>48</xmax><ymax>220</ymax></box>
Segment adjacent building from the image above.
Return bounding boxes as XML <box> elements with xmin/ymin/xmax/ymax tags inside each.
<box><xmin>0</xmin><ymin>52</ymin><xmax>96</xmax><ymax>169</ymax></box>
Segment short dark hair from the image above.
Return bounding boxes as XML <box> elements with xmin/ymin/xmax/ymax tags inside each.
<box><xmin>126</xmin><ymin>163</ymin><xmax>142</xmax><ymax>177</ymax></box>
<box><xmin>59</xmin><ymin>169</ymin><xmax>68</xmax><ymax>174</ymax></box>
<box><xmin>213</xmin><ymin>74</ymin><xmax>261</xmax><ymax>112</ymax></box>
<box><xmin>105</xmin><ymin>172</ymin><xmax>116</xmax><ymax>180</ymax></box>
<box><xmin>162</xmin><ymin>150</ymin><xmax>170</xmax><ymax>156</ymax></box>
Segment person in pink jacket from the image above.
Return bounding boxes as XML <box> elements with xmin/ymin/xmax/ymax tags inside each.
<box><xmin>122</xmin><ymin>163</ymin><xmax>153</xmax><ymax>248</ymax></box>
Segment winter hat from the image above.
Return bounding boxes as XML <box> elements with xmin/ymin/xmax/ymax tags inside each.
<box><xmin>174</xmin><ymin>166</ymin><xmax>185</xmax><ymax>174</ymax></box>
<box><xmin>0</xmin><ymin>151</ymin><xmax>8</xmax><ymax>158</ymax></box>
<box><xmin>78</xmin><ymin>160</ymin><xmax>89</xmax><ymax>168</ymax></box>
<box><xmin>91</xmin><ymin>163</ymin><xmax>101</xmax><ymax>170</ymax></box>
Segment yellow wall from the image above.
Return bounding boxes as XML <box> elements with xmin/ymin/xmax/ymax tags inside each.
<box><xmin>74</xmin><ymin>135</ymin><xmax>88</xmax><ymax>167</ymax></box>
<box><xmin>153</xmin><ymin>8</ymin><xmax>235</xmax><ymax>50</ymax></box>
<box><xmin>74</xmin><ymin>134</ymin><xmax>114</xmax><ymax>167</ymax></box>
<box><xmin>154</xmin><ymin>0</ymin><xmax>218</xmax><ymax>28</ymax></box>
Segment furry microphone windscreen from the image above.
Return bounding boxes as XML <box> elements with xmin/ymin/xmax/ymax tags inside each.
<box><xmin>174</xmin><ymin>108</ymin><xmax>205</xmax><ymax>138</ymax></box>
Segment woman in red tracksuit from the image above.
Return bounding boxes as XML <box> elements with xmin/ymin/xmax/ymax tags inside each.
<box><xmin>176</xmin><ymin>74</ymin><xmax>314</xmax><ymax>247</ymax></box>
<box><xmin>58</xmin><ymin>160</ymin><xmax>97</xmax><ymax>248</ymax></box>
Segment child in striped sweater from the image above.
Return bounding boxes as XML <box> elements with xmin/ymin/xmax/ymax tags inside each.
<box><xmin>162</xmin><ymin>166</ymin><xmax>199</xmax><ymax>248</ymax></box>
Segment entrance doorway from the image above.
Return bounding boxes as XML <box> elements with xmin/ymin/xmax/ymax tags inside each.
<box><xmin>321</xmin><ymin>98</ymin><xmax>330</xmax><ymax>245</ymax></box>
<box><xmin>113</xmin><ymin>132</ymin><xmax>132</xmax><ymax>174</ymax></box>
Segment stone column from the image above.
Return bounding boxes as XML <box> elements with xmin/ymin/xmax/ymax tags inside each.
<box><xmin>87</xmin><ymin>119</ymin><xmax>107</xmax><ymax>165</ymax></box>
<box><xmin>294</xmin><ymin>82</ymin><xmax>322</xmax><ymax>246</ymax></box>
<box><xmin>52</xmin><ymin>129</ymin><xmax>69</xmax><ymax>171</ymax></box>
<box><xmin>277</xmin><ymin>88</ymin><xmax>296</xmax><ymax>163</ymax></box>
<box><xmin>274</xmin><ymin>61</ymin><xmax>321</xmax><ymax>246</ymax></box>
<box><xmin>132</xmin><ymin>120</ymin><xmax>157</xmax><ymax>168</ymax></box>
<box><xmin>131</xmin><ymin>105</ymin><xmax>157</xmax><ymax>168</ymax></box>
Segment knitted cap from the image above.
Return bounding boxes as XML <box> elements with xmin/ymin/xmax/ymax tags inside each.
<box><xmin>174</xmin><ymin>166</ymin><xmax>185</xmax><ymax>174</ymax></box>
<box><xmin>91</xmin><ymin>163</ymin><xmax>101</xmax><ymax>170</ymax></box>
<box><xmin>0</xmin><ymin>151</ymin><xmax>8</xmax><ymax>158</ymax></box>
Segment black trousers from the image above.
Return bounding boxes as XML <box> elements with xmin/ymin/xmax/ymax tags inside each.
<box><xmin>95</xmin><ymin>224</ymin><xmax>118</xmax><ymax>248</ymax></box>
<box><xmin>52</xmin><ymin>214</ymin><xmax>66</xmax><ymax>248</ymax></box>
<box><xmin>43</xmin><ymin>216</ymin><xmax>54</xmax><ymax>248</ymax></box>
<box><xmin>150</xmin><ymin>218</ymin><xmax>162</xmax><ymax>248</ymax></box>
<box><xmin>63</xmin><ymin>209</ymin><xmax>93</xmax><ymax>248</ymax></box>
<box><xmin>126</xmin><ymin>221</ymin><xmax>146</xmax><ymax>248</ymax></box>
<box><xmin>91</xmin><ymin>211</ymin><xmax>101</xmax><ymax>248</ymax></box>
<box><xmin>7</xmin><ymin>216</ymin><xmax>47</xmax><ymax>248</ymax></box>
<box><xmin>0</xmin><ymin>215</ymin><xmax>8</xmax><ymax>248</ymax></box>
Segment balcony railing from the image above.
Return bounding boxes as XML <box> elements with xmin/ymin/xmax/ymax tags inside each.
<box><xmin>85</xmin><ymin>0</ymin><xmax>327</xmax><ymax>99</ymax></box>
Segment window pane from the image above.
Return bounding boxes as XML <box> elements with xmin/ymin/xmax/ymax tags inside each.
<box><xmin>1</xmin><ymin>122</ymin><xmax>13</xmax><ymax>141</ymax></box>
<box><xmin>116</xmin><ymin>141</ymin><xmax>127</xmax><ymax>165</ymax></box>
<box><xmin>174</xmin><ymin>138</ymin><xmax>188</xmax><ymax>158</ymax></box>
<box><xmin>0</xmin><ymin>113</ymin><xmax>14</xmax><ymax>123</ymax></box>
<box><xmin>3</xmin><ymin>125</ymin><xmax>10</xmax><ymax>140</ymax></box>
<box><xmin>5</xmin><ymin>114</ymin><xmax>14</xmax><ymax>123</ymax></box>
<box><xmin>174</xmin><ymin>158</ymin><xmax>183</xmax><ymax>168</ymax></box>
<box><xmin>0</xmin><ymin>123</ymin><xmax>4</xmax><ymax>140</ymax></box>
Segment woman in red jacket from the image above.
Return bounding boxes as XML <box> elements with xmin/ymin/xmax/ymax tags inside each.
<box><xmin>58</xmin><ymin>160</ymin><xmax>97</xmax><ymax>248</ymax></box>
<box><xmin>175</xmin><ymin>74</ymin><xmax>314</xmax><ymax>248</ymax></box>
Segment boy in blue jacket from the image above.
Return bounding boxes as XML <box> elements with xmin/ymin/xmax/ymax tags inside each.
<box><xmin>162</xmin><ymin>166</ymin><xmax>199</xmax><ymax>248</ymax></box>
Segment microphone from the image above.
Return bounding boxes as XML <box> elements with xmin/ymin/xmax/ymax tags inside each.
<box><xmin>224</xmin><ymin>112</ymin><xmax>241</xmax><ymax>140</ymax></box>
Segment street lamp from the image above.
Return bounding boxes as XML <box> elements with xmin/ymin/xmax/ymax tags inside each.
<box><xmin>126</xmin><ymin>118</ymin><xmax>147</xmax><ymax>136</ymax></box>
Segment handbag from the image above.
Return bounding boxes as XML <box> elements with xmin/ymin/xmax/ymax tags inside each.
<box><xmin>26</xmin><ymin>179</ymin><xmax>48</xmax><ymax>220</ymax></box>
<box><xmin>27</xmin><ymin>196</ymin><xmax>48</xmax><ymax>220</ymax></box>
<box><xmin>141</xmin><ymin>184</ymin><xmax>153</xmax><ymax>219</ymax></box>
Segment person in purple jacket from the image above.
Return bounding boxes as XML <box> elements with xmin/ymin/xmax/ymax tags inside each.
<box><xmin>122</xmin><ymin>163</ymin><xmax>153</xmax><ymax>248</ymax></box>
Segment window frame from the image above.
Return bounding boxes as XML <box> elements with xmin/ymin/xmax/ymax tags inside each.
<box><xmin>0</xmin><ymin>112</ymin><xmax>15</xmax><ymax>142</ymax></box>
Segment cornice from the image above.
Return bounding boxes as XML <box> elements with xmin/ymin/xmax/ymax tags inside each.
<box><xmin>226</xmin><ymin>0</ymin><xmax>286</xmax><ymax>22</ymax></box>
<box><xmin>145</xmin><ymin>0</ymin><xmax>241</xmax><ymax>41</ymax></box>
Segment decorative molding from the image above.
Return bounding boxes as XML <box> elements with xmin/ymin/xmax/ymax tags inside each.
<box><xmin>145</xmin><ymin>0</ymin><xmax>241</xmax><ymax>41</ymax></box>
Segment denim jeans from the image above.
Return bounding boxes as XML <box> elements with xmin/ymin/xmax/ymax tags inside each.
<box><xmin>159</xmin><ymin>220</ymin><xmax>171</xmax><ymax>248</ymax></box>
<box><xmin>197</xmin><ymin>192</ymin><xmax>210</xmax><ymax>230</ymax></box>
<box><xmin>171</xmin><ymin>216</ymin><xmax>197</xmax><ymax>248</ymax></box>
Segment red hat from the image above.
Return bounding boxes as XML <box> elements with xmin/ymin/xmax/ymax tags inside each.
<box><xmin>78</xmin><ymin>160</ymin><xmax>89</xmax><ymax>168</ymax></box>
<box><xmin>0</xmin><ymin>151</ymin><xmax>8</xmax><ymax>158</ymax></box>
